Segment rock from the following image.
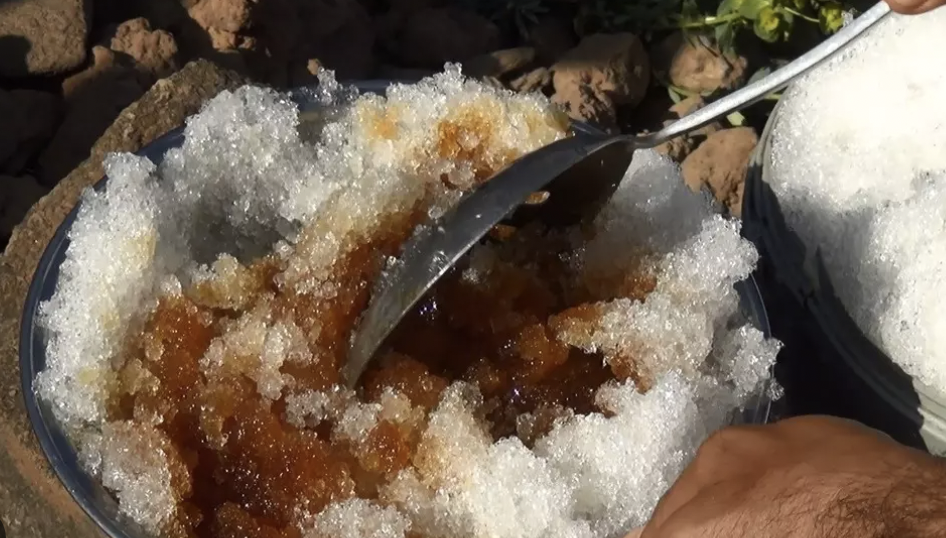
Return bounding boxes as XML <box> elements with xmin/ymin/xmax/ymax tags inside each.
<box><xmin>553</xmin><ymin>33</ymin><xmax>650</xmax><ymax>107</ymax></box>
<box><xmin>0</xmin><ymin>0</ymin><xmax>92</xmax><ymax>77</ymax></box>
<box><xmin>185</xmin><ymin>0</ymin><xmax>375</xmax><ymax>84</ymax></box>
<box><xmin>0</xmin><ymin>175</ymin><xmax>47</xmax><ymax>242</ymax></box>
<box><xmin>38</xmin><ymin>46</ymin><xmax>151</xmax><ymax>186</ymax></box>
<box><xmin>681</xmin><ymin>127</ymin><xmax>758</xmax><ymax>216</ymax></box>
<box><xmin>509</xmin><ymin>67</ymin><xmax>551</xmax><ymax>94</ymax></box>
<box><xmin>188</xmin><ymin>0</ymin><xmax>254</xmax><ymax>33</ymax></box>
<box><xmin>667</xmin><ymin>94</ymin><xmax>722</xmax><ymax>137</ymax></box>
<box><xmin>464</xmin><ymin>47</ymin><xmax>536</xmax><ymax>79</ymax></box>
<box><xmin>652</xmin><ymin>33</ymin><xmax>748</xmax><ymax>94</ymax></box>
<box><xmin>0</xmin><ymin>58</ymin><xmax>244</xmax><ymax>538</ymax></box>
<box><xmin>179</xmin><ymin>0</ymin><xmax>258</xmax><ymax>76</ymax></box>
<box><xmin>551</xmin><ymin>86</ymin><xmax>617</xmax><ymax>131</ymax></box>
<box><xmin>204</xmin><ymin>26</ymin><xmax>245</xmax><ymax>51</ymax></box>
<box><xmin>109</xmin><ymin>18</ymin><xmax>180</xmax><ymax>78</ymax></box>
<box><xmin>0</xmin><ymin>90</ymin><xmax>60</xmax><ymax>175</ymax></box>
<box><xmin>393</xmin><ymin>7</ymin><xmax>501</xmax><ymax>69</ymax></box>
<box><xmin>654</xmin><ymin>95</ymin><xmax>722</xmax><ymax>162</ymax></box>
<box><xmin>528</xmin><ymin>16</ymin><xmax>576</xmax><ymax>64</ymax></box>
<box><xmin>551</xmin><ymin>33</ymin><xmax>650</xmax><ymax>129</ymax></box>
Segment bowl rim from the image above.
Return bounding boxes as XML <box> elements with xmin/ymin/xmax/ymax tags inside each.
<box><xmin>19</xmin><ymin>79</ymin><xmax>774</xmax><ymax>538</ymax></box>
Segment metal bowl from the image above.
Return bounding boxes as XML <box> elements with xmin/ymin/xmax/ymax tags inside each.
<box><xmin>20</xmin><ymin>80</ymin><xmax>774</xmax><ymax>538</ymax></box>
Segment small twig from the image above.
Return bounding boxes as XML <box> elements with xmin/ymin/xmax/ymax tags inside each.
<box><xmin>655</xmin><ymin>12</ymin><xmax>742</xmax><ymax>30</ymax></box>
<box><xmin>780</xmin><ymin>6</ymin><xmax>820</xmax><ymax>23</ymax></box>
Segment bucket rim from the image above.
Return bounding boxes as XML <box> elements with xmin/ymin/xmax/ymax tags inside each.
<box><xmin>745</xmin><ymin>97</ymin><xmax>946</xmax><ymax>432</ymax></box>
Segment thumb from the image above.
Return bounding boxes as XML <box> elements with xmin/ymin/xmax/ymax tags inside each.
<box><xmin>624</xmin><ymin>526</ymin><xmax>645</xmax><ymax>538</ymax></box>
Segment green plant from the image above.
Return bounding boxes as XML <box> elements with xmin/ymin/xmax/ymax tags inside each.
<box><xmin>572</xmin><ymin>0</ymin><xmax>859</xmax><ymax>55</ymax></box>
<box><xmin>709</xmin><ymin>0</ymin><xmax>826</xmax><ymax>50</ymax></box>
<box><xmin>452</xmin><ymin>0</ymin><xmax>859</xmax><ymax>71</ymax></box>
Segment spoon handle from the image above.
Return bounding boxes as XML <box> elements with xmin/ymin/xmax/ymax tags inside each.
<box><xmin>642</xmin><ymin>1</ymin><xmax>892</xmax><ymax>147</ymax></box>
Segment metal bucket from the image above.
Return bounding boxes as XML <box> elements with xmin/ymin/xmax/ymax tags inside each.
<box><xmin>742</xmin><ymin>100</ymin><xmax>946</xmax><ymax>455</ymax></box>
<box><xmin>20</xmin><ymin>80</ymin><xmax>774</xmax><ymax>538</ymax></box>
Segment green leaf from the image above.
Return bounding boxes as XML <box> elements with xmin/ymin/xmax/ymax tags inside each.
<box><xmin>668</xmin><ymin>86</ymin><xmax>683</xmax><ymax>104</ymax></box>
<box><xmin>753</xmin><ymin>23</ymin><xmax>779</xmax><ymax>42</ymax></box>
<box><xmin>819</xmin><ymin>2</ymin><xmax>845</xmax><ymax>33</ymax></box>
<box><xmin>727</xmin><ymin>111</ymin><xmax>746</xmax><ymax>126</ymax></box>
<box><xmin>714</xmin><ymin>22</ymin><xmax>736</xmax><ymax>53</ymax></box>
<box><xmin>739</xmin><ymin>0</ymin><xmax>772</xmax><ymax>20</ymax></box>
<box><xmin>747</xmin><ymin>66</ymin><xmax>773</xmax><ymax>85</ymax></box>
<box><xmin>717</xmin><ymin>0</ymin><xmax>740</xmax><ymax>16</ymax></box>
<box><xmin>753</xmin><ymin>7</ymin><xmax>782</xmax><ymax>42</ymax></box>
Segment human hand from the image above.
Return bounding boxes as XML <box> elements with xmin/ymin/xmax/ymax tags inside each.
<box><xmin>885</xmin><ymin>0</ymin><xmax>946</xmax><ymax>14</ymax></box>
<box><xmin>627</xmin><ymin>416</ymin><xmax>946</xmax><ymax>538</ymax></box>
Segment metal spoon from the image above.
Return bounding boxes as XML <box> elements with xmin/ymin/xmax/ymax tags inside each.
<box><xmin>342</xmin><ymin>1</ymin><xmax>892</xmax><ymax>388</ymax></box>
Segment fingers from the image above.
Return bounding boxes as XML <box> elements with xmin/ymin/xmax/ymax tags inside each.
<box><xmin>644</xmin><ymin>425</ymin><xmax>767</xmax><ymax>532</ymax></box>
<box><xmin>768</xmin><ymin>415</ymin><xmax>896</xmax><ymax>445</ymax></box>
<box><xmin>636</xmin><ymin>417</ymin><xmax>919</xmax><ymax>538</ymax></box>
<box><xmin>885</xmin><ymin>0</ymin><xmax>946</xmax><ymax>14</ymax></box>
<box><xmin>624</xmin><ymin>527</ymin><xmax>644</xmax><ymax>538</ymax></box>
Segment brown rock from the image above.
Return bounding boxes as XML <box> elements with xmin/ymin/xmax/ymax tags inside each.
<box><xmin>653</xmin><ymin>33</ymin><xmax>748</xmax><ymax>94</ymax></box>
<box><xmin>207</xmin><ymin>26</ymin><xmax>241</xmax><ymax>50</ymax></box>
<box><xmin>666</xmin><ymin>94</ymin><xmax>707</xmax><ymax>119</ymax></box>
<box><xmin>551</xmin><ymin>33</ymin><xmax>650</xmax><ymax>129</ymax></box>
<box><xmin>185</xmin><ymin>0</ymin><xmax>375</xmax><ymax>84</ymax></box>
<box><xmin>668</xmin><ymin>94</ymin><xmax>723</xmax><ymax>138</ymax></box>
<box><xmin>551</xmin><ymin>86</ymin><xmax>617</xmax><ymax>131</ymax></box>
<box><xmin>394</xmin><ymin>7</ymin><xmax>501</xmax><ymax>69</ymax></box>
<box><xmin>0</xmin><ymin>175</ymin><xmax>47</xmax><ymax>242</ymax></box>
<box><xmin>188</xmin><ymin>0</ymin><xmax>254</xmax><ymax>34</ymax></box>
<box><xmin>654</xmin><ymin>95</ymin><xmax>723</xmax><ymax>162</ymax></box>
<box><xmin>553</xmin><ymin>33</ymin><xmax>650</xmax><ymax>107</ymax></box>
<box><xmin>0</xmin><ymin>59</ymin><xmax>245</xmax><ymax>538</ymax></box>
<box><xmin>654</xmin><ymin>134</ymin><xmax>694</xmax><ymax>164</ymax></box>
<box><xmin>528</xmin><ymin>16</ymin><xmax>576</xmax><ymax>64</ymax></box>
<box><xmin>464</xmin><ymin>47</ymin><xmax>536</xmax><ymax>79</ymax></box>
<box><xmin>509</xmin><ymin>67</ymin><xmax>551</xmax><ymax>94</ymax></box>
<box><xmin>110</xmin><ymin>18</ymin><xmax>180</xmax><ymax>78</ymax></box>
<box><xmin>177</xmin><ymin>0</ymin><xmax>255</xmax><ymax>75</ymax></box>
<box><xmin>39</xmin><ymin>46</ymin><xmax>151</xmax><ymax>186</ymax></box>
<box><xmin>681</xmin><ymin>127</ymin><xmax>758</xmax><ymax>216</ymax></box>
<box><xmin>0</xmin><ymin>0</ymin><xmax>91</xmax><ymax>77</ymax></box>
<box><xmin>0</xmin><ymin>90</ymin><xmax>61</xmax><ymax>175</ymax></box>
